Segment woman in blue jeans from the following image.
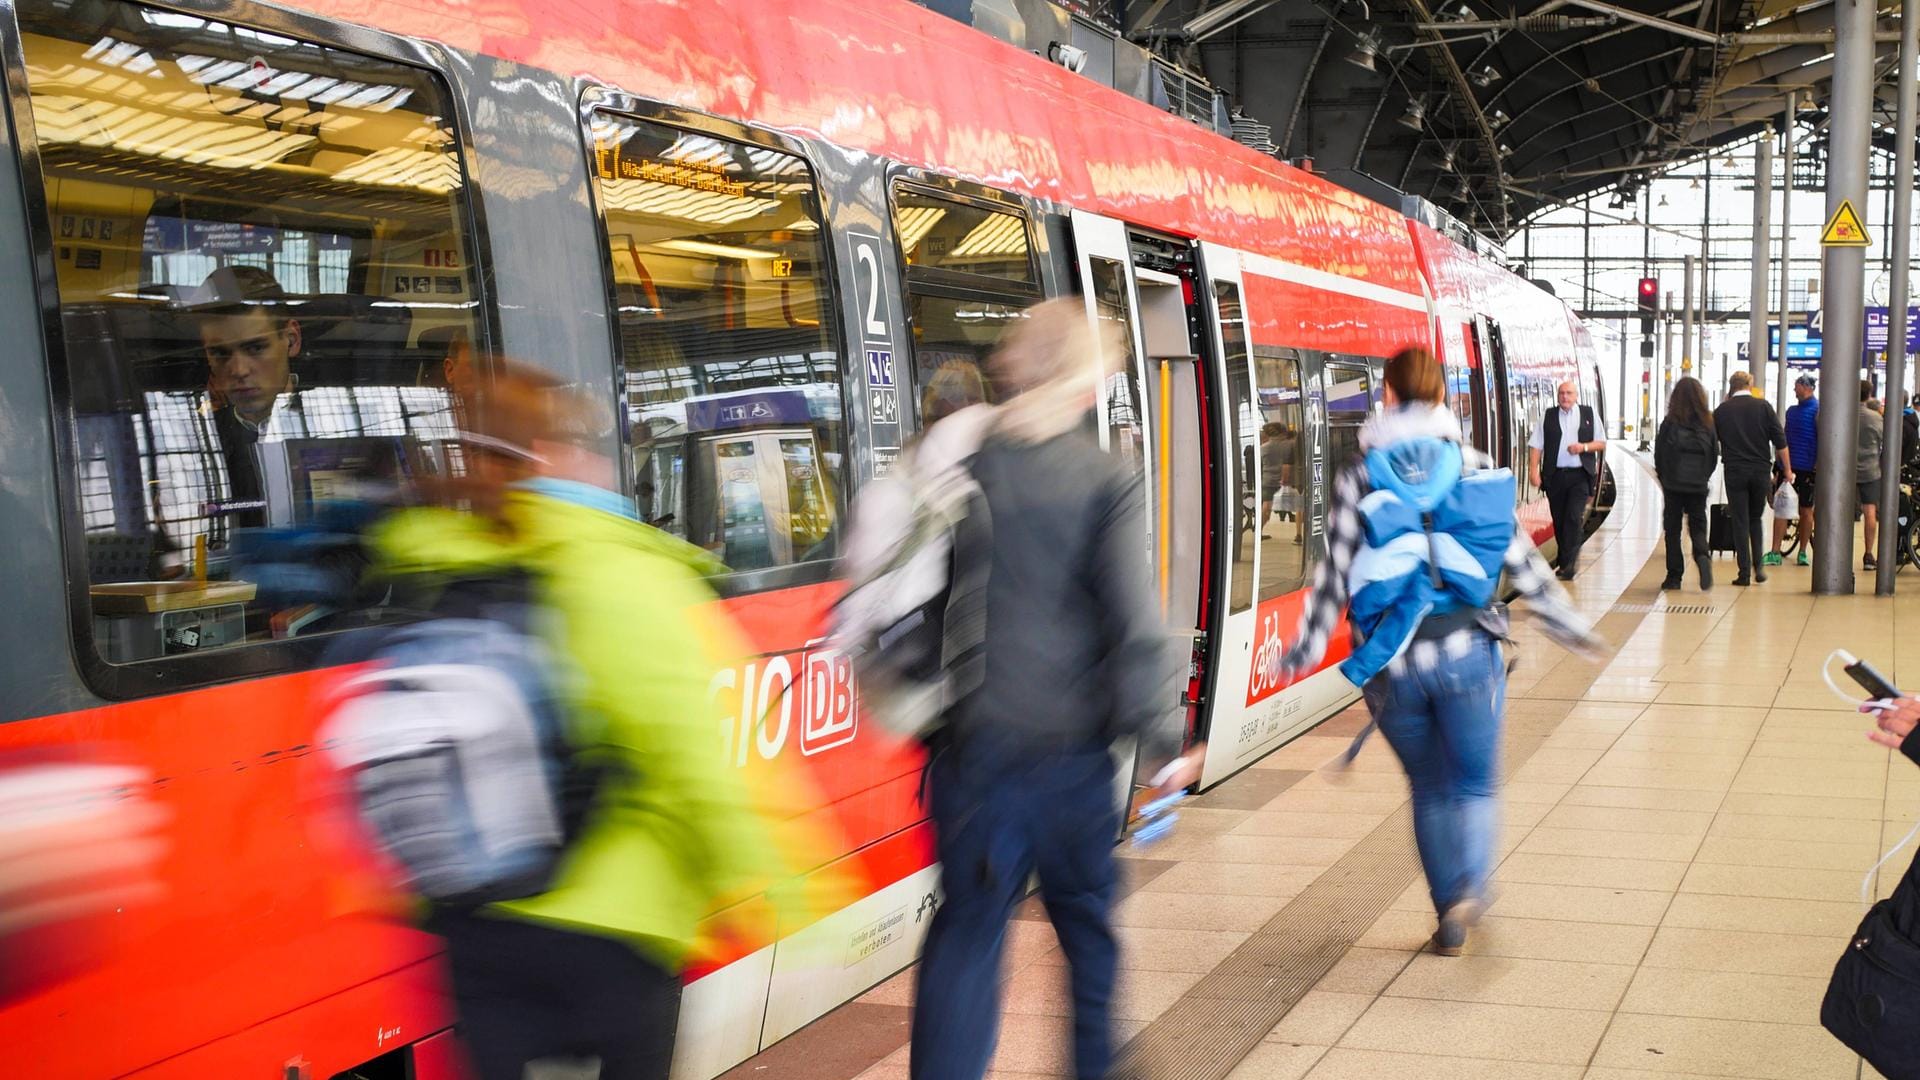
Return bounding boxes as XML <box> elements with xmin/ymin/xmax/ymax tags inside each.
<box><xmin>1278</xmin><ymin>347</ymin><xmax>1600</xmax><ymax>955</ymax></box>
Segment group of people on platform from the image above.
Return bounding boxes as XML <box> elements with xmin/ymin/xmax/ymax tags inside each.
<box><xmin>1651</xmin><ymin>369</ymin><xmax>1920</xmax><ymax>592</ymax></box>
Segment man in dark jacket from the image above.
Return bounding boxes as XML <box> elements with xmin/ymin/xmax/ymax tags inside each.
<box><xmin>1712</xmin><ymin>371</ymin><xmax>1794</xmax><ymax>586</ymax></box>
<box><xmin>909</xmin><ymin>300</ymin><xmax>1196</xmax><ymax>1080</ymax></box>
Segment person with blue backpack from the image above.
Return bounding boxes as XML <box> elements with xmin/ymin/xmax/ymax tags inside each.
<box><xmin>1277</xmin><ymin>347</ymin><xmax>1601</xmax><ymax>956</ymax></box>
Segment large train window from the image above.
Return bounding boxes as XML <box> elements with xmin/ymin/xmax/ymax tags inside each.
<box><xmin>1324</xmin><ymin>360</ymin><xmax>1374</xmax><ymax>468</ymax></box>
<box><xmin>585</xmin><ymin>112</ymin><xmax>844</xmax><ymax>587</ymax></box>
<box><xmin>890</xmin><ymin>185</ymin><xmax>1040</xmax><ymax>424</ymax></box>
<box><xmin>1252</xmin><ymin>349</ymin><xmax>1306</xmax><ymax>601</ymax></box>
<box><xmin>1216</xmin><ymin>282</ymin><xmax>1256</xmax><ymax>614</ymax></box>
<box><xmin>17</xmin><ymin>0</ymin><xmax>486</xmax><ymax>674</ymax></box>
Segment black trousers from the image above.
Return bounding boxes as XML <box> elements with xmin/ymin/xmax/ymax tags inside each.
<box><xmin>1545</xmin><ymin>469</ymin><xmax>1593</xmax><ymax>575</ymax></box>
<box><xmin>1725</xmin><ymin>465</ymin><xmax>1772</xmax><ymax>576</ymax></box>
<box><xmin>1662</xmin><ymin>489</ymin><xmax>1710</xmax><ymax>582</ymax></box>
<box><xmin>432</xmin><ymin>909</ymin><xmax>682</xmax><ymax>1080</ymax></box>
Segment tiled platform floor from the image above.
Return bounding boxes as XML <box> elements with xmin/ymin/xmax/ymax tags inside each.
<box><xmin>731</xmin><ymin>449</ymin><xmax>1920</xmax><ymax>1080</ymax></box>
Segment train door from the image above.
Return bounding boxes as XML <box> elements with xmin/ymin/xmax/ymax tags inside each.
<box><xmin>1461</xmin><ymin>321</ymin><xmax>1493</xmax><ymax>455</ymax></box>
<box><xmin>1067</xmin><ymin>210</ymin><xmax>1207</xmax><ymax>801</ymax></box>
<box><xmin>1478</xmin><ymin>315</ymin><xmax>1514</xmax><ymax>471</ymax></box>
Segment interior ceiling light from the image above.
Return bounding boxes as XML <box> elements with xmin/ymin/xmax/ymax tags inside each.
<box><xmin>1489</xmin><ymin>108</ymin><xmax>1510</xmax><ymax>128</ymax></box>
<box><xmin>1398</xmin><ymin>97</ymin><xmax>1426</xmax><ymax>131</ymax></box>
<box><xmin>1344</xmin><ymin>30</ymin><xmax>1382</xmax><ymax>73</ymax></box>
<box><xmin>1719</xmin><ymin>151</ymin><xmax>1738</xmax><ymax>168</ymax></box>
<box><xmin>951</xmin><ymin>214</ymin><xmax>1027</xmax><ymax>257</ymax></box>
<box><xmin>1438</xmin><ymin>142</ymin><xmax>1457</xmax><ymax>171</ymax></box>
<box><xmin>1498</xmin><ymin>142</ymin><xmax>1513</xmax><ymax>157</ymax></box>
<box><xmin>893</xmin><ymin>205</ymin><xmax>947</xmax><ymax>254</ymax></box>
<box><xmin>653</xmin><ymin>238</ymin><xmax>783</xmax><ymax>261</ymax></box>
<box><xmin>1471</xmin><ymin>64</ymin><xmax>1502</xmax><ymax>88</ymax></box>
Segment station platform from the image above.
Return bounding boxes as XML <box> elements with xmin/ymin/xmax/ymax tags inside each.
<box><xmin>726</xmin><ymin>450</ymin><xmax>1915</xmax><ymax>1080</ymax></box>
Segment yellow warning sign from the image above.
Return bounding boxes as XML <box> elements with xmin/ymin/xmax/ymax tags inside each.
<box><xmin>1822</xmin><ymin>199</ymin><xmax>1871</xmax><ymax>246</ymax></box>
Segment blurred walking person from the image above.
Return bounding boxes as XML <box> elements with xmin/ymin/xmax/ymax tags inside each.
<box><xmin>1654</xmin><ymin>377</ymin><xmax>1718</xmax><ymax>591</ymax></box>
<box><xmin>1861</xmin><ymin>381</ymin><xmax>1885</xmax><ymax>570</ymax></box>
<box><xmin>1278</xmin><ymin>347</ymin><xmax>1600</xmax><ymax>956</ymax></box>
<box><xmin>333</xmin><ymin>365</ymin><xmax>798</xmax><ymax>1080</ymax></box>
<box><xmin>900</xmin><ymin>300</ymin><xmax>1200</xmax><ymax>1080</ymax></box>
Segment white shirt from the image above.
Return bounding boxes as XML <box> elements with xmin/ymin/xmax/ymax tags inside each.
<box><xmin>1528</xmin><ymin>405</ymin><xmax>1591</xmax><ymax>469</ymax></box>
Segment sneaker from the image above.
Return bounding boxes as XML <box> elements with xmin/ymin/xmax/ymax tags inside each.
<box><xmin>1798</xmin><ymin>550</ymin><xmax>1811</xmax><ymax>566</ymax></box>
<box><xmin>1763</xmin><ymin>552</ymin><xmax>1783</xmax><ymax>567</ymax></box>
<box><xmin>1866</xmin><ymin>554</ymin><xmax>1879</xmax><ymax>570</ymax></box>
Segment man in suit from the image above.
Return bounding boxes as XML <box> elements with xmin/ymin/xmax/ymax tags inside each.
<box><xmin>1527</xmin><ymin>380</ymin><xmax>1605</xmax><ymax>581</ymax></box>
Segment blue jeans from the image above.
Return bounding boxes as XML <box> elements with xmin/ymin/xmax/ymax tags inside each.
<box><xmin>910</xmin><ymin>744</ymin><xmax>1119</xmax><ymax>1080</ymax></box>
<box><xmin>1363</xmin><ymin>633</ymin><xmax>1505</xmax><ymax>915</ymax></box>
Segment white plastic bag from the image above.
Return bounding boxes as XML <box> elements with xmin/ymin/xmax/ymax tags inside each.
<box><xmin>1772</xmin><ymin>479</ymin><xmax>1799</xmax><ymax>520</ymax></box>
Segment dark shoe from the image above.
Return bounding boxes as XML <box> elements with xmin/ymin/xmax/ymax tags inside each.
<box><xmin>1734</xmin><ymin>574</ymin><xmax>1752</xmax><ymax>586</ymax></box>
<box><xmin>1756</xmin><ymin>569</ymin><xmax>1768</xmax><ymax>583</ymax></box>
<box><xmin>1698</xmin><ymin>561</ymin><xmax>1713</xmax><ymax>590</ymax></box>
<box><xmin>1866</xmin><ymin>554</ymin><xmax>1879</xmax><ymax>570</ymax></box>
<box><xmin>1432</xmin><ymin>898</ymin><xmax>1483</xmax><ymax>957</ymax></box>
<box><xmin>1661</xmin><ymin>578</ymin><xmax>1682</xmax><ymax>590</ymax></box>
<box><xmin>1556</xmin><ymin>569</ymin><xmax>1576</xmax><ymax>581</ymax></box>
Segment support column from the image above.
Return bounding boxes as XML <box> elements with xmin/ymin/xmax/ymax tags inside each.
<box><xmin>1815</xmin><ymin>0</ymin><xmax>1874</xmax><ymax>594</ymax></box>
<box><xmin>1876</xmin><ymin>0</ymin><xmax>1917</xmax><ymax>595</ymax></box>
<box><xmin>1777</xmin><ymin>103</ymin><xmax>1795</xmax><ymax>418</ymax></box>
<box><xmin>1751</xmin><ymin>130</ymin><xmax>1774</xmax><ymax>383</ymax></box>
<box><xmin>1619</xmin><ymin>320</ymin><xmax>1631</xmax><ymax>440</ymax></box>
<box><xmin>1683</xmin><ymin>255</ymin><xmax>1697</xmax><ymax>385</ymax></box>
<box><xmin>1664</xmin><ymin>289</ymin><xmax>1677</xmax><ymax>407</ymax></box>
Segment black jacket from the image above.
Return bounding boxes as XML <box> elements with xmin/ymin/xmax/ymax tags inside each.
<box><xmin>1711</xmin><ymin>394</ymin><xmax>1787</xmax><ymax>472</ymax></box>
<box><xmin>1654</xmin><ymin>419</ymin><xmax>1718</xmax><ymax>494</ymax></box>
<box><xmin>956</xmin><ymin>432</ymin><xmax>1183</xmax><ymax>763</ymax></box>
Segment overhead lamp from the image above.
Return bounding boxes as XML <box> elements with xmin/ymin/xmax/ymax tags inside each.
<box><xmin>1398</xmin><ymin>97</ymin><xmax>1426</xmax><ymax>131</ymax></box>
<box><xmin>1455</xmin><ymin>179</ymin><xmax>1472</xmax><ymax>201</ymax></box>
<box><xmin>1498</xmin><ymin>142</ymin><xmax>1514</xmax><ymax>157</ymax></box>
<box><xmin>1658</xmin><ymin>193</ymin><xmax>1670</xmax><ymax>207</ymax></box>
<box><xmin>655</xmin><ymin>238</ymin><xmax>783</xmax><ymax>260</ymax></box>
<box><xmin>1344</xmin><ymin>30</ymin><xmax>1382</xmax><ymax>73</ymax></box>
<box><xmin>1689</xmin><ymin>176</ymin><xmax>1702</xmax><ymax>190</ymax></box>
<box><xmin>1719</xmin><ymin>151</ymin><xmax>1738</xmax><ymax>168</ymax></box>
<box><xmin>1437</xmin><ymin>142</ymin><xmax>1457</xmax><ymax>171</ymax></box>
<box><xmin>1489</xmin><ymin>108</ymin><xmax>1510</xmax><ymax>128</ymax></box>
<box><xmin>1471</xmin><ymin>64</ymin><xmax>1502</xmax><ymax>88</ymax></box>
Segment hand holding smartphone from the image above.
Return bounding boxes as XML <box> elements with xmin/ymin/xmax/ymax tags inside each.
<box><xmin>1839</xmin><ymin>650</ymin><xmax>1902</xmax><ymax>705</ymax></box>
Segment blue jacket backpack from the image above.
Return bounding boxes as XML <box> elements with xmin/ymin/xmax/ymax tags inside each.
<box><xmin>1340</xmin><ymin>432</ymin><xmax>1515</xmax><ymax>688</ymax></box>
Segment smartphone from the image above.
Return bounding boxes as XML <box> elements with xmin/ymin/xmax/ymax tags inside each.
<box><xmin>1838</xmin><ymin>650</ymin><xmax>1902</xmax><ymax>701</ymax></box>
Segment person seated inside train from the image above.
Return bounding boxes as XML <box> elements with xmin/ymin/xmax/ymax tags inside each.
<box><xmin>192</xmin><ymin>265</ymin><xmax>302</xmax><ymax>531</ymax></box>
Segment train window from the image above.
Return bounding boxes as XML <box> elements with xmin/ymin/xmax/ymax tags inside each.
<box><xmin>1252</xmin><ymin>349</ymin><xmax>1306</xmax><ymax>601</ymax></box>
<box><xmin>1215</xmin><ymin>282</ymin><xmax>1257</xmax><ymax>614</ymax></box>
<box><xmin>894</xmin><ymin>189</ymin><xmax>1035</xmax><ymax>284</ymax></box>
<box><xmin>1087</xmin><ymin>256</ymin><xmax>1147</xmax><ymax>473</ymax></box>
<box><xmin>18</xmin><ymin>0</ymin><xmax>486</xmax><ymax>671</ymax></box>
<box><xmin>586</xmin><ymin>112</ymin><xmax>844</xmax><ymax>586</ymax></box>
<box><xmin>1325</xmin><ymin>361</ymin><xmax>1373</xmax><ymax>469</ymax></box>
<box><xmin>891</xmin><ymin>186</ymin><xmax>1040</xmax><ymax>425</ymax></box>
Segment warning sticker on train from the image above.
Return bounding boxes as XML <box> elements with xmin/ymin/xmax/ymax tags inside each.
<box><xmin>1822</xmin><ymin>200</ymin><xmax>1870</xmax><ymax>247</ymax></box>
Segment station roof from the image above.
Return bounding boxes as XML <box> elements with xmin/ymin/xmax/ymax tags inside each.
<box><xmin>1129</xmin><ymin>0</ymin><xmax>1901</xmax><ymax>238</ymax></box>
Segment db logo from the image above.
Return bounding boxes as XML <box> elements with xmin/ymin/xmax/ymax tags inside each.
<box><xmin>712</xmin><ymin>638</ymin><xmax>858</xmax><ymax>766</ymax></box>
<box><xmin>1247</xmin><ymin>611</ymin><xmax>1289</xmax><ymax>705</ymax></box>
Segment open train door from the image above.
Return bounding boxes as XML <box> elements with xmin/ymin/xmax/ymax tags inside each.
<box><xmin>1190</xmin><ymin>242</ymin><xmax>1251</xmax><ymax>761</ymax></box>
<box><xmin>1067</xmin><ymin>210</ymin><xmax>1194</xmax><ymax>821</ymax></box>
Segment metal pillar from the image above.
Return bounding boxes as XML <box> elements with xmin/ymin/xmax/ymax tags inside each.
<box><xmin>1664</xmin><ymin>290</ymin><xmax>1677</xmax><ymax>407</ymax></box>
<box><xmin>1619</xmin><ymin>320</ymin><xmax>1631</xmax><ymax>440</ymax></box>
<box><xmin>1751</xmin><ymin>131</ymin><xmax>1774</xmax><ymax>384</ymax></box>
<box><xmin>1682</xmin><ymin>255</ymin><xmax>1697</xmax><ymax>384</ymax></box>
<box><xmin>1815</xmin><ymin>0</ymin><xmax>1874</xmax><ymax>594</ymax></box>
<box><xmin>1777</xmin><ymin>103</ymin><xmax>1795</xmax><ymax>418</ymax></box>
<box><xmin>1876</xmin><ymin>0</ymin><xmax>1917</xmax><ymax>596</ymax></box>
<box><xmin>1700</xmin><ymin>180</ymin><xmax>1713</xmax><ymax>373</ymax></box>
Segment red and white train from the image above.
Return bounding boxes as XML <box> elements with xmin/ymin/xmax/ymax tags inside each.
<box><xmin>0</xmin><ymin>0</ymin><xmax>1606</xmax><ymax>1075</ymax></box>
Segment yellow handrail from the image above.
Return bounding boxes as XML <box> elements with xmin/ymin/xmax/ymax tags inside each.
<box><xmin>1158</xmin><ymin>358</ymin><xmax>1172</xmax><ymax>615</ymax></box>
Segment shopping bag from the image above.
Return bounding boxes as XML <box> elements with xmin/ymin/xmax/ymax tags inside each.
<box><xmin>1773</xmin><ymin>480</ymin><xmax>1800</xmax><ymax>520</ymax></box>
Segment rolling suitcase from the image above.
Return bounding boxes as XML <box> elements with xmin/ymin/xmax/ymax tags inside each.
<box><xmin>1708</xmin><ymin>502</ymin><xmax>1736</xmax><ymax>555</ymax></box>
